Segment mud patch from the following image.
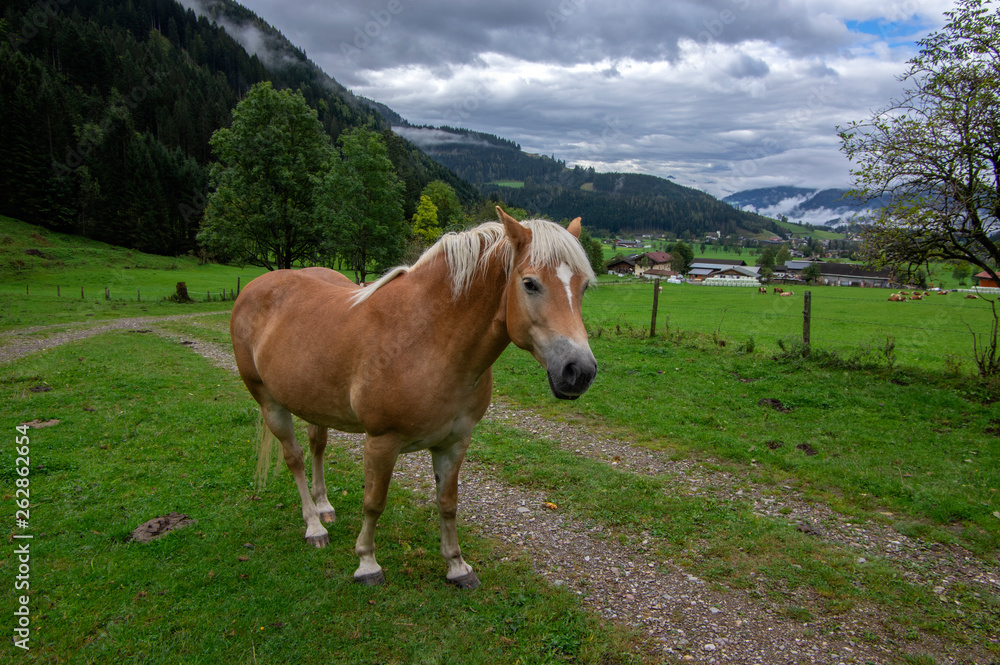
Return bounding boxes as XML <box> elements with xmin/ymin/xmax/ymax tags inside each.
<box><xmin>796</xmin><ymin>443</ymin><xmax>818</xmax><ymax>456</ymax></box>
<box><xmin>19</xmin><ymin>418</ymin><xmax>60</xmax><ymax>429</ymax></box>
<box><xmin>758</xmin><ymin>398</ymin><xmax>791</xmax><ymax>413</ymax></box>
<box><xmin>29</xmin><ymin>385</ymin><xmax>52</xmax><ymax>393</ymax></box>
<box><xmin>765</xmin><ymin>440</ymin><xmax>784</xmax><ymax>450</ymax></box>
<box><xmin>129</xmin><ymin>512</ymin><xmax>195</xmax><ymax>543</ymax></box>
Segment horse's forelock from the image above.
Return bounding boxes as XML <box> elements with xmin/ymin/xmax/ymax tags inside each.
<box><xmin>351</xmin><ymin>219</ymin><xmax>594</xmax><ymax>305</ymax></box>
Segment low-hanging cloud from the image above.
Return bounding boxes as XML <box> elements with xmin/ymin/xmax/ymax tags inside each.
<box><xmin>220</xmin><ymin>0</ymin><xmax>954</xmax><ymax>196</ymax></box>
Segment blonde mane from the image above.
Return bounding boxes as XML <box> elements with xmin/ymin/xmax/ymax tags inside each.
<box><xmin>351</xmin><ymin>218</ymin><xmax>596</xmax><ymax>305</ymax></box>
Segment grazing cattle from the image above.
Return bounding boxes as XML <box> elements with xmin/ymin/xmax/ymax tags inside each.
<box><xmin>888</xmin><ymin>293</ymin><xmax>905</xmax><ymax>301</ymax></box>
<box><xmin>966</xmin><ymin>294</ymin><xmax>980</xmax><ymax>299</ymax></box>
<box><xmin>758</xmin><ymin>286</ymin><xmax>767</xmax><ymax>294</ymax></box>
<box><xmin>910</xmin><ymin>294</ymin><xmax>923</xmax><ymax>300</ymax></box>
<box><xmin>899</xmin><ymin>290</ymin><xmax>910</xmax><ymax>295</ymax></box>
<box><xmin>937</xmin><ymin>290</ymin><xmax>948</xmax><ymax>295</ymax></box>
<box><xmin>773</xmin><ymin>287</ymin><xmax>784</xmax><ymax>294</ymax></box>
<box><xmin>230</xmin><ymin>207</ymin><xmax>597</xmax><ymax>588</ymax></box>
<box><xmin>779</xmin><ymin>290</ymin><xmax>794</xmax><ymax>297</ymax></box>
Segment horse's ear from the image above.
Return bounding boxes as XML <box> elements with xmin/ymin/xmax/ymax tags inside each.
<box><xmin>567</xmin><ymin>217</ymin><xmax>582</xmax><ymax>239</ymax></box>
<box><xmin>497</xmin><ymin>206</ymin><xmax>530</xmax><ymax>251</ymax></box>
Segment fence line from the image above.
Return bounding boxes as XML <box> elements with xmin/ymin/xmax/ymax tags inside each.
<box><xmin>584</xmin><ymin>280</ymin><xmax>995</xmax><ymax>370</ymax></box>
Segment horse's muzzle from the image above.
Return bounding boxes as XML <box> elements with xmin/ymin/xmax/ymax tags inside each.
<box><xmin>545</xmin><ymin>340</ymin><xmax>597</xmax><ymax>400</ymax></box>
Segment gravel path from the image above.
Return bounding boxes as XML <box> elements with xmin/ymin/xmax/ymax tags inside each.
<box><xmin>3</xmin><ymin>315</ymin><xmax>998</xmax><ymax>664</ymax></box>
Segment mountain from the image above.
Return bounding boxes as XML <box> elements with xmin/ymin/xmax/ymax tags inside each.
<box><xmin>0</xmin><ymin>0</ymin><xmax>475</xmax><ymax>255</ymax></box>
<box><xmin>396</xmin><ymin>125</ymin><xmax>782</xmax><ymax>238</ymax></box>
<box><xmin>723</xmin><ymin>187</ymin><xmax>890</xmax><ymax>228</ymax></box>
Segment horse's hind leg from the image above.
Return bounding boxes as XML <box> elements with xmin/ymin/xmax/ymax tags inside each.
<box><xmin>261</xmin><ymin>406</ymin><xmax>329</xmax><ymax>548</ymax></box>
<box><xmin>307</xmin><ymin>424</ymin><xmax>336</xmax><ymax>524</ymax></box>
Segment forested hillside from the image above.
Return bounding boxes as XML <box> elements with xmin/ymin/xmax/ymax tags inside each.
<box><xmin>0</xmin><ymin>0</ymin><xmax>475</xmax><ymax>255</ymax></box>
<box><xmin>403</xmin><ymin>126</ymin><xmax>781</xmax><ymax>237</ymax></box>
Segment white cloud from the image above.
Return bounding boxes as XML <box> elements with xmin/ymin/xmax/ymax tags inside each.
<box><xmin>226</xmin><ymin>0</ymin><xmax>953</xmax><ymax>196</ymax></box>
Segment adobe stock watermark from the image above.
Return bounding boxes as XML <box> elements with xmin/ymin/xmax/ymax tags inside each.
<box><xmin>6</xmin><ymin>0</ymin><xmax>73</xmax><ymax>51</ymax></box>
<box><xmin>441</xmin><ymin>80</ymin><xmax>494</xmax><ymax>127</ymax></box>
<box><xmin>695</xmin><ymin>0</ymin><xmax>752</xmax><ymax>45</ymax></box>
<box><xmin>546</xmin><ymin>0</ymin><xmax>587</xmax><ymax>31</ymax></box>
<box><xmin>733</xmin><ymin>78</ymin><xmax>840</xmax><ymax>179</ymax></box>
<box><xmin>12</xmin><ymin>423</ymin><xmax>33</xmax><ymax>651</ymax></box>
<box><xmin>339</xmin><ymin>0</ymin><xmax>408</xmax><ymax>62</ymax></box>
<box><xmin>875</xmin><ymin>0</ymin><xmax>922</xmax><ymax>39</ymax></box>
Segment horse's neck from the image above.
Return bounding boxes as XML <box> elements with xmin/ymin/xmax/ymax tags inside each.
<box><xmin>410</xmin><ymin>256</ymin><xmax>512</xmax><ymax>367</ymax></box>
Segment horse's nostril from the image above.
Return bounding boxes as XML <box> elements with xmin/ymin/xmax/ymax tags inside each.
<box><xmin>563</xmin><ymin>362</ymin><xmax>579</xmax><ymax>384</ymax></box>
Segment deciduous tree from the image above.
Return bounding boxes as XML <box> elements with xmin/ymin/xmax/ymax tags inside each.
<box><xmin>199</xmin><ymin>82</ymin><xmax>335</xmax><ymax>270</ymax></box>
<box><xmin>838</xmin><ymin>0</ymin><xmax>1000</xmax><ymax>285</ymax></box>
<box><xmin>318</xmin><ymin>127</ymin><xmax>406</xmax><ymax>283</ymax></box>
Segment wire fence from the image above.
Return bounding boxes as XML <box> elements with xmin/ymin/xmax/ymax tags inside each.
<box><xmin>3</xmin><ymin>279</ymin><xmax>243</xmax><ymax>304</ymax></box>
<box><xmin>3</xmin><ymin>275</ymin><xmax>997</xmax><ymax>374</ymax></box>
<box><xmin>583</xmin><ymin>280</ymin><xmax>997</xmax><ymax>373</ymax></box>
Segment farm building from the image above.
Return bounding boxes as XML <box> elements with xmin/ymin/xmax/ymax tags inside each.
<box><xmin>818</xmin><ymin>263</ymin><xmax>893</xmax><ymax>288</ymax></box>
<box><xmin>775</xmin><ymin>260</ymin><xmax>814</xmax><ymax>278</ymax></box>
<box><xmin>687</xmin><ymin>258</ymin><xmax>749</xmax><ymax>281</ymax></box>
<box><xmin>606</xmin><ymin>257</ymin><xmax>636</xmax><ymax>276</ymax></box>
<box><xmin>973</xmin><ymin>270</ymin><xmax>999</xmax><ymax>288</ymax></box>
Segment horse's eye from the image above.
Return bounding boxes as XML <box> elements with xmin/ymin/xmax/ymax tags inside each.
<box><xmin>522</xmin><ymin>278</ymin><xmax>540</xmax><ymax>294</ymax></box>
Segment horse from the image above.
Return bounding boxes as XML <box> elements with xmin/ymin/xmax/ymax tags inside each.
<box><xmin>230</xmin><ymin>207</ymin><xmax>597</xmax><ymax>589</ymax></box>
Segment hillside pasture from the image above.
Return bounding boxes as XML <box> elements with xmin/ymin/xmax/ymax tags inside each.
<box><xmin>1</xmin><ymin>218</ymin><xmax>998</xmax><ymax>661</ymax></box>
<box><xmin>583</xmin><ymin>280</ymin><xmax>996</xmax><ymax>375</ymax></box>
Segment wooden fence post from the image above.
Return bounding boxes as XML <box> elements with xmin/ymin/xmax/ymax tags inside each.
<box><xmin>650</xmin><ymin>278</ymin><xmax>661</xmax><ymax>338</ymax></box>
<box><xmin>803</xmin><ymin>290</ymin><xmax>812</xmax><ymax>356</ymax></box>
<box><xmin>57</xmin><ymin>285</ymin><xmax>60</xmax><ymax>297</ymax></box>
<box><xmin>237</xmin><ymin>277</ymin><xmax>241</xmax><ymax>296</ymax></box>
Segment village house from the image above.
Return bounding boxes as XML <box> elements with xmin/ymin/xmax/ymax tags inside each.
<box><xmin>642</xmin><ymin>251</ymin><xmax>673</xmax><ymax>271</ymax></box>
<box><xmin>973</xmin><ymin>270</ymin><xmax>999</xmax><ymax>288</ymax></box>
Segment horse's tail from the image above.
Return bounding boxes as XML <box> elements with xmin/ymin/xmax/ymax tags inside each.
<box><xmin>254</xmin><ymin>411</ymin><xmax>280</xmax><ymax>490</ymax></box>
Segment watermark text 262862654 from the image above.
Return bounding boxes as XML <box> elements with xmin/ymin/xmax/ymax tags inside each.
<box><xmin>13</xmin><ymin>423</ymin><xmax>33</xmax><ymax>651</ymax></box>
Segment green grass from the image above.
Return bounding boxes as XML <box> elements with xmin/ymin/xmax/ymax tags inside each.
<box><xmin>0</xmin><ymin>215</ymin><xmax>268</xmax><ymax>330</ymax></box>
<box><xmin>488</xmin><ymin>333</ymin><xmax>1000</xmax><ymax>654</ymax></box>
<box><xmin>0</xmin><ymin>333</ymin><xmax>648</xmax><ymax>663</ymax></box>
<box><xmin>2</xmin><ymin>214</ymin><xmax>998</xmax><ymax>659</ymax></box>
<box><xmin>492</xmin><ymin>334</ymin><xmax>1000</xmax><ymax>556</ymax></box>
<box><xmin>491</xmin><ymin>180</ymin><xmax>524</xmax><ymax>188</ymax></box>
<box><xmin>582</xmin><ymin>280</ymin><xmax>996</xmax><ymax>374</ymax></box>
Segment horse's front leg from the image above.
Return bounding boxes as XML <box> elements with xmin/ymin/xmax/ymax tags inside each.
<box><xmin>353</xmin><ymin>435</ymin><xmax>398</xmax><ymax>586</ymax></box>
<box><xmin>431</xmin><ymin>438</ymin><xmax>479</xmax><ymax>589</ymax></box>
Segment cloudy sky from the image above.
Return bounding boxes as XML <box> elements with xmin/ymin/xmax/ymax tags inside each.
<box><xmin>225</xmin><ymin>0</ymin><xmax>954</xmax><ymax>197</ymax></box>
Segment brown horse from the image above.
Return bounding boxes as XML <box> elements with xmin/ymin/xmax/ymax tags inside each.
<box><xmin>230</xmin><ymin>207</ymin><xmax>597</xmax><ymax>588</ymax></box>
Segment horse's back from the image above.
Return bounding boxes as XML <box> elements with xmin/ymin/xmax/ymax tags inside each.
<box><xmin>230</xmin><ymin>268</ymin><xmax>363</xmax><ymax>419</ymax></box>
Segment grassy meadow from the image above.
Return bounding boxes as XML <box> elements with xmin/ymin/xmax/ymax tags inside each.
<box><xmin>0</xmin><ymin>216</ymin><xmax>268</xmax><ymax>330</ymax></box>
<box><xmin>2</xmin><ymin>217</ymin><xmax>999</xmax><ymax>661</ymax></box>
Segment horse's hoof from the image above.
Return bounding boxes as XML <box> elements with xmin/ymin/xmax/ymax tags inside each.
<box><xmin>319</xmin><ymin>511</ymin><xmax>336</xmax><ymax>524</ymax></box>
<box><xmin>354</xmin><ymin>570</ymin><xmax>385</xmax><ymax>586</ymax></box>
<box><xmin>446</xmin><ymin>572</ymin><xmax>480</xmax><ymax>590</ymax></box>
<box><xmin>305</xmin><ymin>533</ymin><xmax>329</xmax><ymax>548</ymax></box>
